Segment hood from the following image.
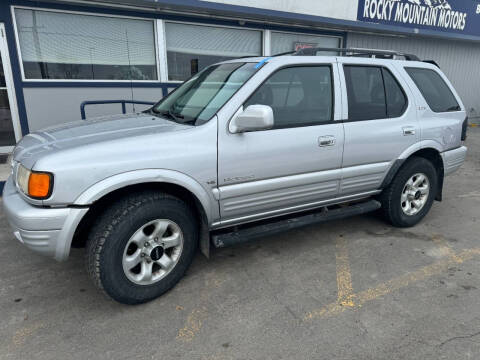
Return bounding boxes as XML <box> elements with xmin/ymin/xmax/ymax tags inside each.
<box><xmin>13</xmin><ymin>113</ymin><xmax>191</xmax><ymax>169</ymax></box>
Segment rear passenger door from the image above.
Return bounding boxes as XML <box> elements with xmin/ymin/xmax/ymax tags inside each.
<box><xmin>338</xmin><ymin>60</ymin><xmax>418</xmax><ymax>195</ymax></box>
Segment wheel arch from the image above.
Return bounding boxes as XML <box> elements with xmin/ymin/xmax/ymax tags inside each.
<box><xmin>384</xmin><ymin>146</ymin><xmax>444</xmax><ymax>201</ymax></box>
<box><xmin>71</xmin><ymin>170</ymin><xmax>215</xmax><ymax>257</ymax></box>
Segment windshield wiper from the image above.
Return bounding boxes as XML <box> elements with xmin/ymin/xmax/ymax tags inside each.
<box><xmin>155</xmin><ymin>109</ymin><xmax>184</xmax><ymax>122</ymax></box>
<box><xmin>149</xmin><ymin>106</ymin><xmax>195</xmax><ymax>125</ymax></box>
<box><xmin>158</xmin><ymin>110</ymin><xmax>197</xmax><ymax>125</ymax></box>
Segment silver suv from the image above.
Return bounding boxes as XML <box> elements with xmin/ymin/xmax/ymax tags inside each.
<box><xmin>3</xmin><ymin>48</ymin><xmax>468</xmax><ymax>304</ymax></box>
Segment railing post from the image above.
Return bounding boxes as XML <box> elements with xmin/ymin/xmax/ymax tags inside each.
<box><xmin>121</xmin><ymin>101</ymin><xmax>126</xmax><ymax>114</ymax></box>
<box><xmin>80</xmin><ymin>102</ymin><xmax>86</xmax><ymax>120</ymax></box>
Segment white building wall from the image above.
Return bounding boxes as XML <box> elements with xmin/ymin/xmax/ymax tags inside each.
<box><xmin>22</xmin><ymin>87</ymin><xmax>162</xmax><ymax>131</ymax></box>
<box><xmin>347</xmin><ymin>32</ymin><xmax>480</xmax><ymax>119</ymax></box>
<box><xmin>201</xmin><ymin>0</ymin><xmax>359</xmax><ymax>21</ymax></box>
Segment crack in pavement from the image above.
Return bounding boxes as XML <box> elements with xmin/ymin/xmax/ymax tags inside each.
<box><xmin>438</xmin><ymin>330</ymin><xmax>480</xmax><ymax>347</ymax></box>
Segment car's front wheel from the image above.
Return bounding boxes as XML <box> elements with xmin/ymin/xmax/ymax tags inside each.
<box><xmin>85</xmin><ymin>191</ymin><xmax>197</xmax><ymax>304</ymax></box>
<box><xmin>379</xmin><ymin>157</ymin><xmax>438</xmax><ymax>228</ymax></box>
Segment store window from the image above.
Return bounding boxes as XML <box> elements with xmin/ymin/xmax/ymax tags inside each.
<box><xmin>15</xmin><ymin>9</ymin><xmax>157</xmax><ymax>80</ymax></box>
<box><xmin>271</xmin><ymin>32</ymin><xmax>341</xmax><ymax>55</ymax></box>
<box><xmin>165</xmin><ymin>22</ymin><xmax>262</xmax><ymax>81</ymax></box>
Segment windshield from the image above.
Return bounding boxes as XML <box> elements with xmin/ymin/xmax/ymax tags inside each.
<box><xmin>151</xmin><ymin>62</ymin><xmax>259</xmax><ymax>125</ymax></box>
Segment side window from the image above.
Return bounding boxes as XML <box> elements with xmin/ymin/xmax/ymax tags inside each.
<box><xmin>244</xmin><ymin>66</ymin><xmax>333</xmax><ymax>129</ymax></box>
<box><xmin>344</xmin><ymin>66</ymin><xmax>386</xmax><ymax>121</ymax></box>
<box><xmin>382</xmin><ymin>68</ymin><xmax>407</xmax><ymax>118</ymax></box>
<box><xmin>405</xmin><ymin>68</ymin><xmax>460</xmax><ymax>113</ymax></box>
<box><xmin>344</xmin><ymin>65</ymin><xmax>407</xmax><ymax>121</ymax></box>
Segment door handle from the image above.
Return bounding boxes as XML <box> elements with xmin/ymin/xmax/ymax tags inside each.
<box><xmin>318</xmin><ymin>135</ymin><xmax>336</xmax><ymax>147</ymax></box>
<box><xmin>402</xmin><ymin>126</ymin><xmax>416</xmax><ymax>136</ymax></box>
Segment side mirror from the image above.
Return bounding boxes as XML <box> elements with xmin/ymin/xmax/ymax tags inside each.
<box><xmin>229</xmin><ymin>105</ymin><xmax>274</xmax><ymax>133</ymax></box>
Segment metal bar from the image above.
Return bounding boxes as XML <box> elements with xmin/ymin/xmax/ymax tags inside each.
<box><xmin>211</xmin><ymin>200</ymin><xmax>381</xmax><ymax>248</ymax></box>
<box><xmin>80</xmin><ymin>100</ymin><xmax>156</xmax><ymax>120</ymax></box>
<box><xmin>293</xmin><ymin>47</ymin><xmax>420</xmax><ymax>61</ymax></box>
<box><xmin>80</xmin><ymin>103</ymin><xmax>86</xmax><ymax>120</ymax></box>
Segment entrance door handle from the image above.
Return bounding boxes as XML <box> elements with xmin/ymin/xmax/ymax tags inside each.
<box><xmin>402</xmin><ymin>126</ymin><xmax>416</xmax><ymax>136</ymax></box>
<box><xmin>318</xmin><ymin>135</ymin><xmax>336</xmax><ymax>147</ymax></box>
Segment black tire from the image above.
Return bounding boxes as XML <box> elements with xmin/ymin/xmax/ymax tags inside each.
<box><xmin>379</xmin><ymin>156</ymin><xmax>438</xmax><ymax>228</ymax></box>
<box><xmin>85</xmin><ymin>191</ymin><xmax>197</xmax><ymax>304</ymax></box>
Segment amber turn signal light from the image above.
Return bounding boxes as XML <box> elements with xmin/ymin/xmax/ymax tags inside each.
<box><xmin>28</xmin><ymin>172</ymin><xmax>53</xmax><ymax>199</ymax></box>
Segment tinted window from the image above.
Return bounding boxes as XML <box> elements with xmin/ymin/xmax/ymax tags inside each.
<box><xmin>344</xmin><ymin>66</ymin><xmax>386</xmax><ymax>121</ymax></box>
<box><xmin>383</xmin><ymin>69</ymin><xmax>407</xmax><ymax>118</ymax></box>
<box><xmin>245</xmin><ymin>66</ymin><xmax>333</xmax><ymax>129</ymax></box>
<box><xmin>405</xmin><ymin>68</ymin><xmax>460</xmax><ymax>112</ymax></box>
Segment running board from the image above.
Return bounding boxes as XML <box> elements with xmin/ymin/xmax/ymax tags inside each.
<box><xmin>211</xmin><ymin>199</ymin><xmax>381</xmax><ymax>248</ymax></box>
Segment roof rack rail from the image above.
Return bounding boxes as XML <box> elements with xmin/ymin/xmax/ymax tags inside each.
<box><xmin>290</xmin><ymin>47</ymin><xmax>420</xmax><ymax>61</ymax></box>
<box><xmin>423</xmin><ymin>59</ymin><xmax>440</xmax><ymax>67</ymax></box>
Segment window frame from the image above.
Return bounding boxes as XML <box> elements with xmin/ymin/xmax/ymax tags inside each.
<box><xmin>342</xmin><ymin>64</ymin><xmax>408</xmax><ymax>122</ymax></box>
<box><xmin>404</xmin><ymin>66</ymin><xmax>461</xmax><ymax>113</ymax></box>
<box><xmin>11</xmin><ymin>5</ymin><xmax>160</xmax><ymax>82</ymax></box>
<box><xmin>242</xmin><ymin>63</ymin><xmax>336</xmax><ymax>131</ymax></box>
<box><xmin>163</xmin><ymin>20</ymin><xmax>265</xmax><ymax>83</ymax></box>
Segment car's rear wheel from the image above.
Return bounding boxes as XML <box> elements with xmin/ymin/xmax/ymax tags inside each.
<box><xmin>379</xmin><ymin>157</ymin><xmax>438</xmax><ymax>228</ymax></box>
<box><xmin>85</xmin><ymin>191</ymin><xmax>197</xmax><ymax>304</ymax></box>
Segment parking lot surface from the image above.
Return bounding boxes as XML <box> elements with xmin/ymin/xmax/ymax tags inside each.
<box><xmin>1</xmin><ymin>128</ymin><xmax>479</xmax><ymax>360</ymax></box>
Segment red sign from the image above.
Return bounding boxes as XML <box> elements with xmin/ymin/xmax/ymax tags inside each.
<box><xmin>294</xmin><ymin>42</ymin><xmax>316</xmax><ymax>51</ymax></box>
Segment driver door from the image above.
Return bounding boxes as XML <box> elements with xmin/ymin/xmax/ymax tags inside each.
<box><xmin>217</xmin><ymin>63</ymin><xmax>344</xmax><ymax>225</ymax></box>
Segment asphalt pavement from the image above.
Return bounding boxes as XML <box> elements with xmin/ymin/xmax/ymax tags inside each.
<box><xmin>1</xmin><ymin>128</ymin><xmax>479</xmax><ymax>360</ymax></box>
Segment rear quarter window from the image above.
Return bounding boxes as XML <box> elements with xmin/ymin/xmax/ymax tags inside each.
<box><xmin>405</xmin><ymin>67</ymin><xmax>460</xmax><ymax>113</ymax></box>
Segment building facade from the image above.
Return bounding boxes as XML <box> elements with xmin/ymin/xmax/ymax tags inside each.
<box><xmin>0</xmin><ymin>0</ymin><xmax>479</xmax><ymax>155</ymax></box>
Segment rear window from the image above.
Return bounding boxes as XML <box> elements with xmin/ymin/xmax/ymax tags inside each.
<box><xmin>405</xmin><ymin>68</ymin><xmax>460</xmax><ymax>113</ymax></box>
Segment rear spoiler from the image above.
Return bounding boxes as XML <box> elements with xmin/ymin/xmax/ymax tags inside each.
<box><xmin>423</xmin><ymin>60</ymin><xmax>440</xmax><ymax>68</ymax></box>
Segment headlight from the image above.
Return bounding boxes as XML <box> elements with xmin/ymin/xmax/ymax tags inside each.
<box><xmin>16</xmin><ymin>164</ymin><xmax>53</xmax><ymax>199</ymax></box>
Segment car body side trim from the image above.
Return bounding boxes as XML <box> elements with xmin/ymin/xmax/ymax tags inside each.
<box><xmin>211</xmin><ymin>190</ymin><xmax>381</xmax><ymax>229</ymax></box>
<box><xmin>219</xmin><ymin>168</ymin><xmax>341</xmax><ymax>200</ymax></box>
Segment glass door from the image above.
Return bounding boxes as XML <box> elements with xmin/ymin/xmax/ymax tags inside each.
<box><xmin>0</xmin><ymin>23</ymin><xmax>21</xmax><ymax>153</ymax></box>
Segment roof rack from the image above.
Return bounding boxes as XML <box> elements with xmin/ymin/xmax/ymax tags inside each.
<box><xmin>279</xmin><ymin>47</ymin><xmax>420</xmax><ymax>61</ymax></box>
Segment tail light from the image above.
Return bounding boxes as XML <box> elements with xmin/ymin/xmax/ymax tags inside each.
<box><xmin>461</xmin><ymin>116</ymin><xmax>468</xmax><ymax>141</ymax></box>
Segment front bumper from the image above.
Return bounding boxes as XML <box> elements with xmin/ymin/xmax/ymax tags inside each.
<box><xmin>442</xmin><ymin>146</ymin><xmax>467</xmax><ymax>176</ymax></box>
<box><xmin>2</xmin><ymin>176</ymin><xmax>88</xmax><ymax>261</ymax></box>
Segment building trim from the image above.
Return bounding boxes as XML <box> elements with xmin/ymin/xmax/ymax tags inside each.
<box><xmin>1</xmin><ymin>2</ymin><xmax>29</xmax><ymax>135</ymax></box>
<box><xmin>49</xmin><ymin>0</ymin><xmax>480</xmax><ymax>43</ymax></box>
<box><xmin>0</xmin><ymin>23</ymin><xmax>22</xmax><ymax>148</ymax></box>
<box><xmin>21</xmin><ymin>81</ymin><xmax>180</xmax><ymax>88</ymax></box>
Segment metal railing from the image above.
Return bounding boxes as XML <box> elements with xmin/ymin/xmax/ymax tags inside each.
<box><xmin>275</xmin><ymin>47</ymin><xmax>420</xmax><ymax>61</ymax></box>
<box><xmin>80</xmin><ymin>100</ymin><xmax>156</xmax><ymax>120</ymax></box>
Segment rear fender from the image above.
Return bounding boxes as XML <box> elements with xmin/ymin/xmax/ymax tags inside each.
<box><xmin>382</xmin><ymin>141</ymin><xmax>445</xmax><ymax>200</ymax></box>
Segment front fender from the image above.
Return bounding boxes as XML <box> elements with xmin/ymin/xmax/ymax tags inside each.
<box><xmin>73</xmin><ymin>169</ymin><xmax>217</xmax><ymax>224</ymax></box>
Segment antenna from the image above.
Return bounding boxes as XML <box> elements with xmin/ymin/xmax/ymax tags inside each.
<box><xmin>125</xmin><ymin>29</ymin><xmax>135</xmax><ymax>113</ymax></box>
